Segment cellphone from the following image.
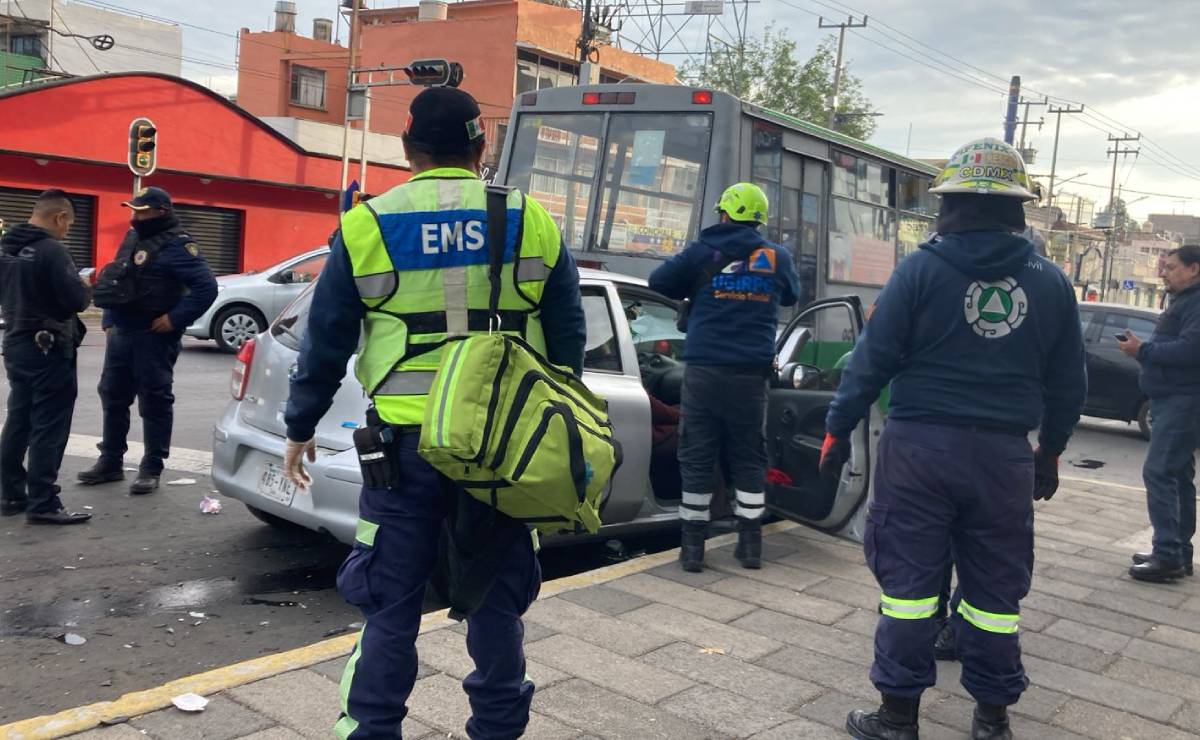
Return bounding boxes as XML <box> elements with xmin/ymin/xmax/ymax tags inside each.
<box><xmin>1114</xmin><ymin>333</ymin><xmax>1128</xmax><ymax>341</ymax></box>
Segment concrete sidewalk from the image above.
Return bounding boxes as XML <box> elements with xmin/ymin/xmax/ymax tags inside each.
<box><xmin>14</xmin><ymin>477</ymin><xmax>1200</xmax><ymax>740</ymax></box>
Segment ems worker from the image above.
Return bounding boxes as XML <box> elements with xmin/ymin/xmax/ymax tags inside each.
<box><xmin>282</xmin><ymin>87</ymin><xmax>585</xmax><ymax>740</ymax></box>
<box><xmin>0</xmin><ymin>190</ymin><xmax>92</xmax><ymax>524</ymax></box>
<box><xmin>823</xmin><ymin>138</ymin><xmax>1086</xmax><ymax>740</ymax></box>
<box><xmin>649</xmin><ymin>183</ymin><xmax>799</xmax><ymax>572</ymax></box>
<box><xmin>78</xmin><ymin>187</ymin><xmax>218</xmax><ymax>494</ymax></box>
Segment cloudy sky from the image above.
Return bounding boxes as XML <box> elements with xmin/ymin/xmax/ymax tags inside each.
<box><xmin>87</xmin><ymin>0</ymin><xmax>1200</xmax><ymax>223</ymax></box>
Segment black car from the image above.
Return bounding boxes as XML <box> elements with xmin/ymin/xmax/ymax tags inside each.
<box><xmin>1078</xmin><ymin>302</ymin><xmax>1161</xmax><ymax>439</ymax></box>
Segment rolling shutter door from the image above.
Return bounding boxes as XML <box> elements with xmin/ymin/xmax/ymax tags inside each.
<box><xmin>0</xmin><ymin>186</ymin><xmax>96</xmax><ymax>268</ymax></box>
<box><xmin>174</xmin><ymin>204</ymin><xmax>243</xmax><ymax>275</ymax></box>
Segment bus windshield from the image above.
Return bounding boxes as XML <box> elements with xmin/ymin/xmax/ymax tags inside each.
<box><xmin>506</xmin><ymin>111</ymin><xmax>712</xmax><ymax>257</ymax></box>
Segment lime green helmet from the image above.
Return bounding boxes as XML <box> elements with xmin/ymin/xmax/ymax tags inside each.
<box><xmin>715</xmin><ymin>182</ymin><xmax>769</xmax><ymax>224</ymax></box>
<box><xmin>929</xmin><ymin>137</ymin><xmax>1037</xmax><ymax>201</ymax></box>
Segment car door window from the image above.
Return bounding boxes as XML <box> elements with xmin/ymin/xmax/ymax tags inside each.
<box><xmin>1099</xmin><ymin>313</ymin><xmax>1159</xmax><ymax>346</ymax></box>
<box><xmin>620</xmin><ymin>290</ymin><xmax>685</xmax><ymax>359</ymax></box>
<box><xmin>778</xmin><ymin>302</ymin><xmax>859</xmax><ymax>389</ymax></box>
<box><xmin>288</xmin><ymin>254</ymin><xmax>327</xmax><ymax>284</ymax></box>
<box><xmin>1079</xmin><ymin>308</ymin><xmax>1097</xmax><ymax>341</ymax></box>
<box><xmin>582</xmin><ymin>287</ymin><xmax>621</xmax><ymax>372</ymax></box>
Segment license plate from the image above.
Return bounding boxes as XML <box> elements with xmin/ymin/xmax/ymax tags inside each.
<box><xmin>257</xmin><ymin>461</ymin><xmax>299</xmax><ymax>506</ymax></box>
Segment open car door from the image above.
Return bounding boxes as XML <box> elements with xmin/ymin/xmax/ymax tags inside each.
<box><xmin>765</xmin><ymin>296</ymin><xmax>872</xmax><ymax>535</ymax></box>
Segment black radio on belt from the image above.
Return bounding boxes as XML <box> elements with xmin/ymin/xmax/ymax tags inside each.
<box><xmin>353</xmin><ymin>409</ymin><xmax>397</xmax><ymax>489</ymax></box>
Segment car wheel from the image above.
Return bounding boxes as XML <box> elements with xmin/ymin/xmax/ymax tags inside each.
<box><xmin>245</xmin><ymin>504</ymin><xmax>308</xmax><ymax>531</ymax></box>
<box><xmin>1137</xmin><ymin>400</ymin><xmax>1152</xmax><ymax>440</ymax></box>
<box><xmin>214</xmin><ymin>306</ymin><xmax>266</xmax><ymax>353</ymax></box>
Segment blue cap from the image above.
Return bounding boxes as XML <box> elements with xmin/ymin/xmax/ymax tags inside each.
<box><xmin>122</xmin><ymin>186</ymin><xmax>173</xmax><ymax>211</ymax></box>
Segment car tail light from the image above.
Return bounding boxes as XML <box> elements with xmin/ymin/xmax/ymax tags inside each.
<box><xmin>692</xmin><ymin>90</ymin><xmax>713</xmax><ymax>104</ymax></box>
<box><xmin>231</xmin><ymin>337</ymin><xmax>255</xmax><ymax>400</ymax></box>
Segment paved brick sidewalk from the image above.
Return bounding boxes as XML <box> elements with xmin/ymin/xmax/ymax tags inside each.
<box><xmin>53</xmin><ymin>480</ymin><xmax>1200</xmax><ymax>739</ymax></box>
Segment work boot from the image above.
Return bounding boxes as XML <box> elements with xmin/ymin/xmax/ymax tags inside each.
<box><xmin>934</xmin><ymin>618</ymin><xmax>958</xmax><ymax>661</ymax></box>
<box><xmin>129</xmin><ymin>475</ymin><xmax>161</xmax><ymax>496</ymax></box>
<box><xmin>1129</xmin><ymin>555</ymin><xmax>1187</xmax><ymax>583</ymax></box>
<box><xmin>734</xmin><ymin>517</ymin><xmax>762</xmax><ymax>569</ymax></box>
<box><xmin>679</xmin><ymin>521</ymin><xmax>706</xmax><ymax>572</ymax></box>
<box><xmin>77</xmin><ymin>460</ymin><xmax>125</xmax><ymax>486</ymax></box>
<box><xmin>971</xmin><ymin>703</ymin><xmax>1012</xmax><ymax>740</ymax></box>
<box><xmin>27</xmin><ymin>508</ymin><xmax>92</xmax><ymax>525</ymax></box>
<box><xmin>1133</xmin><ymin>551</ymin><xmax>1193</xmax><ymax>576</ymax></box>
<box><xmin>1</xmin><ymin>499</ymin><xmax>27</xmax><ymax>516</ymax></box>
<box><xmin>845</xmin><ymin>694</ymin><xmax>920</xmax><ymax>740</ymax></box>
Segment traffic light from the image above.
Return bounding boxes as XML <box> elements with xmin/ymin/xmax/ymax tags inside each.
<box><xmin>404</xmin><ymin>59</ymin><xmax>463</xmax><ymax>88</ymax></box>
<box><xmin>128</xmin><ymin>117</ymin><xmax>158</xmax><ymax>177</ymax></box>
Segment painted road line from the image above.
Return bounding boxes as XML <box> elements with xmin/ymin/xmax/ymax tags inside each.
<box><xmin>1060</xmin><ymin>474</ymin><xmax>1145</xmax><ymax>493</ymax></box>
<box><xmin>0</xmin><ymin>519</ymin><xmax>795</xmax><ymax>740</ymax></box>
<box><xmin>65</xmin><ymin>434</ymin><xmax>213</xmax><ymax>476</ymax></box>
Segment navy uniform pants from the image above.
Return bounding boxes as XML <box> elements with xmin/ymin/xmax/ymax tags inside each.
<box><xmin>0</xmin><ymin>341</ymin><xmax>77</xmax><ymax>513</ymax></box>
<box><xmin>334</xmin><ymin>434</ymin><xmax>541</xmax><ymax>740</ymax></box>
<box><xmin>865</xmin><ymin>420</ymin><xmax>1034</xmax><ymax>706</ymax></box>
<box><xmin>97</xmin><ymin>329</ymin><xmax>181</xmax><ymax>475</ymax></box>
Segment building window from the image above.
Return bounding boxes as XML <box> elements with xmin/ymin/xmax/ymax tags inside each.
<box><xmin>290</xmin><ymin>65</ymin><xmax>326</xmax><ymax>110</ymax></box>
<box><xmin>516</xmin><ymin>50</ymin><xmax>578</xmax><ymax>94</ymax></box>
<box><xmin>9</xmin><ymin>34</ymin><xmax>44</xmax><ymax>59</ymax></box>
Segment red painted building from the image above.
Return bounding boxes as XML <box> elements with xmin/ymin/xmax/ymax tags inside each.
<box><xmin>0</xmin><ymin>73</ymin><xmax>409</xmax><ymax>273</ymax></box>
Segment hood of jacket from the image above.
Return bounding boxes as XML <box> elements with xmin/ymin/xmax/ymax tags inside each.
<box><xmin>697</xmin><ymin>222</ymin><xmax>768</xmax><ymax>260</ymax></box>
<box><xmin>1</xmin><ymin>224</ymin><xmax>52</xmax><ymax>255</ymax></box>
<box><xmin>920</xmin><ymin>231</ymin><xmax>1035</xmax><ymax>282</ymax></box>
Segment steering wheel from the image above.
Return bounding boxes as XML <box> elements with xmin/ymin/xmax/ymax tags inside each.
<box><xmin>638</xmin><ymin>350</ymin><xmax>680</xmax><ymax>373</ymax></box>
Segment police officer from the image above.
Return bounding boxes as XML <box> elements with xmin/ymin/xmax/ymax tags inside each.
<box><xmin>282</xmin><ymin>86</ymin><xmax>585</xmax><ymax>740</ymax></box>
<box><xmin>648</xmin><ymin>183</ymin><xmax>800</xmax><ymax>572</ymax></box>
<box><xmin>0</xmin><ymin>189</ymin><xmax>92</xmax><ymax>524</ymax></box>
<box><xmin>77</xmin><ymin>187</ymin><xmax>218</xmax><ymax>495</ymax></box>
<box><xmin>822</xmin><ymin>138</ymin><xmax>1086</xmax><ymax>740</ymax></box>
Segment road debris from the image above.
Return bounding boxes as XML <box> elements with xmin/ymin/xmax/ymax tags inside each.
<box><xmin>171</xmin><ymin>693</ymin><xmax>209</xmax><ymax>712</ymax></box>
<box><xmin>200</xmin><ymin>496</ymin><xmax>222</xmax><ymax>514</ymax></box>
<box><xmin>168</xmin><ymin>478</ymin><xmax>198</xmax><ymax>486</ymax></box>
<box><xmin>58</xmin><ymin>633</ymin><xmax>86</xmax><ymax>646</ymax></box>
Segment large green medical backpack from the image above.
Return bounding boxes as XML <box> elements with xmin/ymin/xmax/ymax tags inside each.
<box><xmin>417</xmin><ymin>186</ymin><xmax>620</xmax><ymax>534</ymax></box>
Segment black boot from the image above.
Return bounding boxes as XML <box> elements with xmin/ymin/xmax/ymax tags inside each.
<box><xmin>933</xmin><ymin>618</ymin><xmax>958</xmax><ymax>661</ymax></box>
<box><xmin>129</xmin><ymin>474</ymin><xmax>161</xmax><ymax>496</ymax></box>
<box><xmin>77</xmin><ymin>460</ymin><xmax>125</xmax><ymax>485</ymax></box>
<box><xmin>1132</xmin><ymin>551</ymin><xmax>1193</xmax><ymax>576</ymax></box>
<box><xmin>1129</xmin><ymin>555</ymin><xmax>1187</xmax><ymax>583</ymax></box>
<box><xmin>971</xmin><ymin>703</ymin><xmax>1012</xmax><ymax>740</ymax></box>
<box><xmin>845</xmin><ymin>694</ymin><xmax>919</xmax><ymax>740</ymax></box>
<box><xmin>679</xmin><ymin>521</ymin><xmax>706</xmax><ymax>572</ymax></box>
<box><xmin>735</xmin><ymin>517</ymin><xmax>762</xmax><ymax>569</ymax></box>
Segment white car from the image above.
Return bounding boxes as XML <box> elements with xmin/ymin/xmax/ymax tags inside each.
<box><xmin>211</xmin><ymin>269</ymin><xmax>879</xmax><ymax>545</ymax></box>
<box><xmin>186</xmin><ymin>248</ymin><xmax>329</xmax><ymax>353</ymax></box>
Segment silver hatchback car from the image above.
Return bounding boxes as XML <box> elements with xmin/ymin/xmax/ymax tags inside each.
<box><xmin>186</xmin><ymin>248</ymin><xmax>329</xmax><ymax>353</ymax></box>
<box><xmin>212</xmin><ymin>269</ymin><xmax>877</xmax><ymax>545</ymax></box>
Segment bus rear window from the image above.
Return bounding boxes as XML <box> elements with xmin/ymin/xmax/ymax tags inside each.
<box><xmin>506</xmin><ymin>112</ymin><xmax>711</xmax><ymax>258</ymax></box>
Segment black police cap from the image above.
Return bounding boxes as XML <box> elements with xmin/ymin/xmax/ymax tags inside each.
<box><xmin>122</xmin><ymin>186</ymin><xmax>173</xmax><ymax>211</ymax></box>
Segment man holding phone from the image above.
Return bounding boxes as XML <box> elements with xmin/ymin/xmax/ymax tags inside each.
<box><xmin>1117</xmin><ymin>244</ymin><xmax>1200</xmax><ymax>582</ymax></box>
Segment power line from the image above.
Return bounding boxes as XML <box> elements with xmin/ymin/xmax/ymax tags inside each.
<box><xmin>51</xmin><ymin>3</ymin><xmax>103</xmax><ymax>73</ymax></box>
<box><xmin>11</xmin><ymin>0</ymin><xmax>65</xmax><ymax>72</ymax></box>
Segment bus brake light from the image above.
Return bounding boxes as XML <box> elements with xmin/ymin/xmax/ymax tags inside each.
<box><xmin>582</xmin><ymin>92</ymin><xmax>601</xmax><ymax>105</ymax></box>
<box><xmin>692</xmin><ymin>90</ymin><xmax>713</xmax><ymax>105</ymax></box>
<box><xmin>582</xmin><ymin>91</ymin><xmax>637</xmax><ymax>105</ymax></box>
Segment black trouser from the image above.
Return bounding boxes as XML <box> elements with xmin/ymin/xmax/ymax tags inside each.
<box><xmin>0</xmin><ymin>341</ymin><xmax>78</xmax><ymax>513</ymax></box>
<box><xmin>677</xmin><ymin>364</ymin><xmax>768</xmax><ymax>523</ymax></box>
<box><xmin>97</xmin><ymin>329</ymin><xmax>182</xmax><ymax>475</ymax></box>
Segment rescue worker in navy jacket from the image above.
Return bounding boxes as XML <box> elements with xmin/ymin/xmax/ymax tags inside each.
<box><xmin>0</xmin><ymin>190</ymin><xmax>92</xmax><ymax>524</ymax></box>
<box><xmin>649</xmin><ymin>183</ymin><xmax>800</xmax><ymax>572</ymax></box>
<box><xmin>282</xmin><ymin>87</ymin><xmax>585</xmax><ymax>740</ymax></box>
<box><xmin>823</xmin><ymin>139</ymin><xmax>1086</xmax><ymax>740</ymax></box>
<box><xmin>77</xmin><ymin>187</ymin><xmax>218</xmax><ymax>495</ymax></box>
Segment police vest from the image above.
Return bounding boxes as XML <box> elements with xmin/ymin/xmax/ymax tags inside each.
<box><xmin>341</xmin><ymin>171</ymin><xmax>559</xmax><ymax>426</ymax></box>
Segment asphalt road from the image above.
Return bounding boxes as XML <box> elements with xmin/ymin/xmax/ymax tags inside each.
<box><xmin>0</xmin><ymin>328</ymin><xmax>1158</xmax><ymax>724</ymax></box>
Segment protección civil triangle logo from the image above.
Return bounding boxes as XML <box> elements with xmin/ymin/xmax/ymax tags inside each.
<box><xmin>964</xmin><ymin>277</ymin><xmax>1028</xmax><ymax>338</ymax></box>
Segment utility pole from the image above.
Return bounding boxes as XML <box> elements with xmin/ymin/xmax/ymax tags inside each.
<box><xmin>1044</xmin><ymin>103</ymin><xmax>1085</xmax><ymax>229</ymax></box>
<box><xmin>1102</xmin><ymin>133</ymin><xmax>1140</xmax><ymax>301</ymax></box>
<box><xmin>819</xmin><ymin>14</ymin><xmax>868</xmax><ymax>129</ymax></box>
<box><xmin>1016</xmin><ymin>96</ymin><xmax>1047</xmax><ymax>154</ymax></box>
<box><xmin>339</xmin><ymin>0</ymin><xmax>363</xmax><ymax>194</ymax></box>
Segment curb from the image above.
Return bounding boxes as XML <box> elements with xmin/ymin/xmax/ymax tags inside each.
<box><xmin>0</xmin><ymin>520</ymin><xmax>798</xmax><ymax>739</ymax></box>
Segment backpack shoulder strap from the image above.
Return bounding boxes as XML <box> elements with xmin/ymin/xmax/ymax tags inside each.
<box><xmin>485</xmin><ymin>185</ymin><xmax>512</xmax><ymax>329</ymax></box>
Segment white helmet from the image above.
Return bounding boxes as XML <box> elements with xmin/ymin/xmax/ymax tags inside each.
<box><xmin>930</xmin><ymin>137</ymin><xmax>1037</xmax><ymax>201</ymax></box>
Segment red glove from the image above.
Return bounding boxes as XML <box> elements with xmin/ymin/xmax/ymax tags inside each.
<box><xmin>819</xmin><ymin>433</ymin><xmax>851</xmax><ymax>480</ymax></box>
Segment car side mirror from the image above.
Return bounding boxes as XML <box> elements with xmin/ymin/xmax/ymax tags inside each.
<box><xmin>777</xmin><ymin>362</ymin><xmax>822</xmax><ymax>390</ymax></box>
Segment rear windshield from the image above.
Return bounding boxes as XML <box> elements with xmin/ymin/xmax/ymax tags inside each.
<box><xmin>271</xmin><ymin>282</ymin><xmax>316</xmax><ymax>351</ymax></box>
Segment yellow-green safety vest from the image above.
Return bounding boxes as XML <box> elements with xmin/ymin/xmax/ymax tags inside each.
<box><xmin>340</xmin><ymin>167</ymin><xmax>562</xmax><ymax>425</ymax></box>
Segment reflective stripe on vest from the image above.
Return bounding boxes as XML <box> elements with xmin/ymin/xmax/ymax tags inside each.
<box><xmin>341</xmin><ymin>174</ymin><xmax>555</xmax><ymax>426</ymax></box>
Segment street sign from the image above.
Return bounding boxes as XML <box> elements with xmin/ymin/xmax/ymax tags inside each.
<box><xmin>684</xmin><ymin>1</ymin><xmax>724</xmax><ymax>14</ymax></box>
<box><xmin>1121</xmin><ymin>279</ymin><xmax>1136</xmax><ymax>291</ymax></box>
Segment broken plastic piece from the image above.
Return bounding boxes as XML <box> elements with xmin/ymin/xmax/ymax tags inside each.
<box><xmin>200</xmin><ymin>496</ymin><xmax>222</xmax><ymax>514</ymax></box>
<box><xmin>58</xmin><ymin>633</ymin><xmax>86</xmax><ymax>646</ymax></box>
<box><xmin>171</xmin><ymin>693</ymin><xmax>209</xmax><ymax>712</ymax></box>
<box><xmin>168</xmin><ymin>478</ymin><xmax>198</xmax><ymax>486</ymax></box>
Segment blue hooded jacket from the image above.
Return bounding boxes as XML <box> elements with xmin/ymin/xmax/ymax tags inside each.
<box><xmin>648</xmin><ymin>223</ymin><xmax>799</xmax><ymax>366</ymax></box>
<box><xmin>826</xmin><ymin>231</ymin><xmax>1086</xmax><ymax>455</ymax></box>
